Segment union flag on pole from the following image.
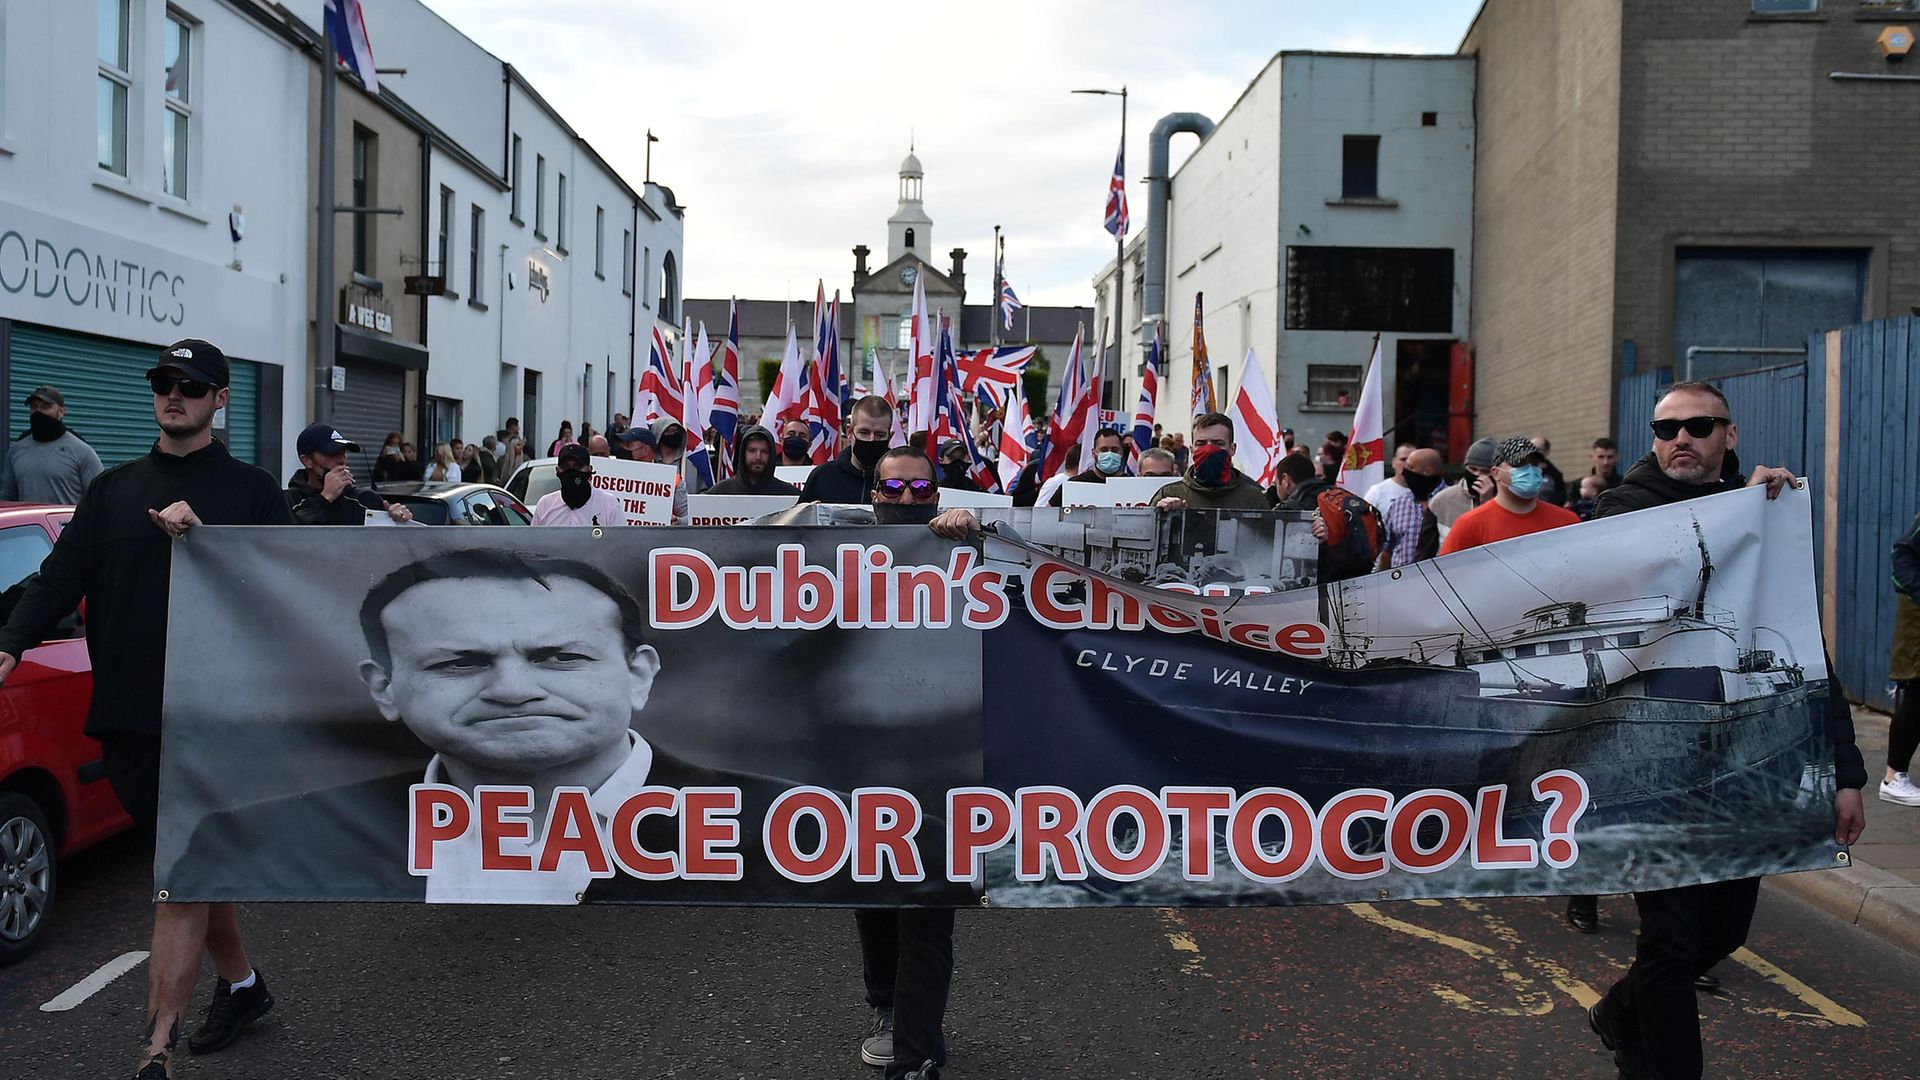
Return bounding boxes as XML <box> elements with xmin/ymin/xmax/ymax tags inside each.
<box><xmin>1129</xmin><ymin>322</ymin><xmax>1163</xmax><ymax>471</ymax></box>
<box><xmin>993</xmin><ymin>380</ymin><xmax>1035</xmax><ymax>494</ymax></box>
<box><xmin>1040</xmin><ymin>324</ymin><xmax>1090</xmax><ymax>480</ymax></box>
<box><xmin>806</xmin><ymin>289</ymin><xmax>843</xmax><ymax>464</ymax></box>
<box><xmin>1190</xmin><ymin>294</ymin><xmax>1216</xmax><ymax>419</ymax></box>
<box><xmin>709</xmin><ymin>299</ymin><xmax>741</xmax><ymax>475</ymax></box>
<box><xmin>636</xmin><ymin>325</ymin><xmax>682</xmax><ymax>424</ymax></box>
<box><xmin>1103</xmin><ymin>138</ymin><xmax>1129</xmax><ymax>239</ymax></box>
<box><xmin>681</xmin><ymin>320</ymin><xmax>714</xmax><ymax>489</ymax></box>
<box><xmin>955</xmin><ymin>345</ymin><xmax>1037</xmax><ymax>396</ymax></box>
<box><xmin>1338</xmin><ymin>336</ymin><xmax>1387</xmax><ymax>493</ymax></box>
<box><xmin>323</xmin><ymin>0</ymin><xmax>379</xmax><ymax>94</ymax></box>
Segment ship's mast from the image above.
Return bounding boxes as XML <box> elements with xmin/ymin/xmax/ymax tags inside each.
<box><xmin>1690</xmin><ymin>519</ymin><xmax>1714</xmax><ymax>619</ymax></box>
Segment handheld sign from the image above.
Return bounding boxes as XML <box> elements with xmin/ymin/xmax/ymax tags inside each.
<box><xmin>588</xmin><ymin>459</ymin><xmax>679</xmax><ymax>525</ymax></box>
<box><xmin>1062</xmin><ymin>477</ymin><xmax>1170</xmax><ymax>508</ymax></box>
<box><xmin>775</xmin><ymin>465</ymin><xmax>815</xmax><ymax>486</ymax></box>
<box><xmin>934</xmin><ymin>488</ymin><xmax>1014</xmax><ymax>509</ymax></box>
<box><xmin>687</xmin><ymin>494</ymin><xmax>800</xmax><ymax>526</ymax></box>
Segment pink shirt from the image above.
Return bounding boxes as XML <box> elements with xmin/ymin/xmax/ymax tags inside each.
<box><xmin>531</xmin><ymin>488</ymin><xmax>628</xmax><ymax>526</ymax></box>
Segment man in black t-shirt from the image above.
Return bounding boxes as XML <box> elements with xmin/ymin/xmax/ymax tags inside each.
<box><xmin>0</xmin><ymin>339</ymin><xmax>293</xmax><ymax>1080</ymax></box>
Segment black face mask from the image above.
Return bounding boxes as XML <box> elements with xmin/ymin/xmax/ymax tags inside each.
<box><xmin>28</xmin><ymin>412</ymin><xmax>65</xmax><ymax>442</ymax></box>
<box><xmin>782</xmin><ymin>435</ymin><xmax>811</xmax><ymax>461</ymax></box>
<box><xmin>873</xmin><ymin>501</ymin><xmax>939</xmax><ymax>526</ymax></box>
<box><xmin>659</xmin><ymin>433</ymin><xmax>684</xmax><ymax>452</ymax></box>
<box><xmin>942</xmin><ymin>460</ymin><xmax>970</xmax><ymax>485</ymax></box>
<box><xmin>1405</xmin><ymin>472</ymin><xmax>1444</xmax><ymax>501</ymax></box>
<box><xmin>851</xmin><ymin>438</ymin><xmax>889</xmax><ymax>469</ymax></box>
<box><xmin>559</xmin><ymin>469</ymin><xmax>593</xmax><ymax>509</ymax></box>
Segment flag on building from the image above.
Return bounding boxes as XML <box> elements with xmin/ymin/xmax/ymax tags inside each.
<box><xmin>710</xmin><ymin>299</ymin><xmax>741</xmax><ymax>476</ymax></box>
<box><xmin>1000</xmin><ymin>282</ymin><xmax>1023</xmax><ymax>332</ymax></box>
<box><xmin>1338</xmin><ymin>337</ymin><xmax>1387</xmax><ymax>494</ymax></box>
<box><xmin>636</xmin><ymin>325</ymin><xmax>682</xmax><ymax>424</ymax></box>
<box><xmin>1040</xmin><ymin>324</ymin><xmax>1090</xmax><ymax>480</ymax></box>
<box><xmin>761</xmin><ymin>321</ymin><xmax>803</xmax><ymax>423</ymax></box>
<box><xmin>1103</xmin><ymin>138</ymin><xmax>1129</xmax><ymax>239</ymax></box>
<box><xmin>1229</xmin><ymin>348</ymin><xmax>1282</xmax><ymax>489</ymax></box>
<box><xmin>1190</xmin><ymin>293</ymin><xmax>1216</xmax><ymax>418</ymax></box>
<box><xmin>323</xmin><ymin>0</ymin><xmax>379</xmax><ymax>95</ymax></box>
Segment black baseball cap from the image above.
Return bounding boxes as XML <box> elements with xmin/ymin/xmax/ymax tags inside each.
<box><xmin>296</xmin><ymin>423</ymin><xmax>361</xmax><ymax>455</ymax></box>
<box><xmin>612</xmin><ymin>426</ymin><xmax>655</xmax><ymax>447</ymax></box>
<box><xmin>147</xmin><ymin>339</ymin><xmax>230</xmax><ymax>388</ymax></box>
<box><xmin>557</xmin><ymin>442</ymin><xmax>593</xmax><ymax>467</ymax></box>
<box><xmin>24</xmin><ymin>385</ymin><xmax>64</xmax><ymax>408</ymax></box>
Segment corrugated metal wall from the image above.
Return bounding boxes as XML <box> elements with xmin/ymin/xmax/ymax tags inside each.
<box><xmin>1808</xmin><ymin>318</ymin><xmax>1918</xmax><ymax>712</ymax></box>
<box><xmin>1715</xmin><ymin>364</ymin><xmax>1808</xmax><ymax>477</ymax></box>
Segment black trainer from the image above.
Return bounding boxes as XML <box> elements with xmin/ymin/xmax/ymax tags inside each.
<box><xmin>187</xmin><ymin>971</ymin><xmax>274</xmax><ymax>1055</ymax></box>
<box><xmin>133</xmin><ymin>1061</ymin><xmax>170</xmax><ymax>1079</ymax></box>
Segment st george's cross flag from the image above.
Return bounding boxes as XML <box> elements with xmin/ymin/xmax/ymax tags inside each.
<box><xmin>761</xmin><ymin>321</ymin><xmax>804</xmax><ymax>424</ymax></box>
<box><xmin>1229</xmin><ymin>348</ymin><xmax>1283</xmax><ymax>489</ymax></box>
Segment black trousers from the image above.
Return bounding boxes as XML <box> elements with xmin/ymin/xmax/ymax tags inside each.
<box><xmin>856</xmin><ymin>907</ymin><xmax>955</xmax><ymax>1080</ymax></box>
<box><xmin>1891</xmin><ymin>679</ymin><xmax>1919</xmax><ymax>773</ymax></box>
<box><xmin>1601</xmin><ymin>876</ymin><xmax>1761</xmax><ymax>1079</ymax></box>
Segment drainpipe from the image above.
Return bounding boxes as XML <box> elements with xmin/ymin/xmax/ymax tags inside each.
<box><xmin>1143</xmin><ymin>113</ymin><xmax>1216</xmax><ymax>344</ymax></box>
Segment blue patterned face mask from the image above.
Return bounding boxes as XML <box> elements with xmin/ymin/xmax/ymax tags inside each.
<box><xmin>1507</xmin><ymin>464</ymin><xmax>1546</xmax><ymax>500</ymax></box>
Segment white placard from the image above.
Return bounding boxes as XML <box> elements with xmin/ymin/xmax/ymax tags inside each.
<box><xmin>934</xmin><ymin>488</ymin><xmax>1014</xmax><ymax>509</ymax></box>
<box><xmin>775</xmin><ymin>464</ymin><xmax>815</xmax><ymax>485</ymax></box>
<box><xmin>588</xmin><ymin>459</ymin><xmax>680</xmax><ymax>525</ymax></box>
<box><xmin>1062</xmin><ymin>476</ymin><xmax>1171</xmax><ymax>508</ymax></box>
<box><xmin>686</xmin><ymin>494</ymin><xmax>799</xmax><ymax>526</ymax></box>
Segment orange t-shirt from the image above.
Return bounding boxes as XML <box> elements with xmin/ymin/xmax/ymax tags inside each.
<box><xmin>1438</xmin><ymin>499</ymin><xmax>1582</xmax><ymax>555</ymax></box>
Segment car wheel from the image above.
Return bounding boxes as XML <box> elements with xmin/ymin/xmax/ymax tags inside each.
<box><xmin>0</xmin><ymin>792</ymin><xmax>57</xmax><ymax>967</ymax></box>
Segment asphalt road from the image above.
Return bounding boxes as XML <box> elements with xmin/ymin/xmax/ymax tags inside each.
<box><xmin>6</xmin><ymin>832</ymin><xmax>1918</xmax><ymax>1079</ymax></box>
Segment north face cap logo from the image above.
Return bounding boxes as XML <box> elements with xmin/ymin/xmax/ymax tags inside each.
<box><xmin>170</xmin><ymin>348</ymin><xmax>195</xmax><ymax>359</ymax></box>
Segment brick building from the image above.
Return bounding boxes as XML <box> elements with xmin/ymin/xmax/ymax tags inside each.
<box><xmin>1463</xmin><ymin>0</ymin><xmax>1920</xmax><ymax>455</ymax></box>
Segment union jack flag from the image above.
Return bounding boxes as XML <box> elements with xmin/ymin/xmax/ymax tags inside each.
<box><xmin>806</xmin><ymin>288</ymin><xmax>843</xmax><ymax>465</ymax></box>
<box><xmin>1103</xmin><ymin>139</ymin><xmax>1129</xmax><ymax>239</ymax></box>
<box><xmin>1000</xmin><ymin>282</ymin><xmax>1023</xmax><ymax>332</ymax></box>
<box><xmin>1130</xmin><ymin>322</ymin><xmax>1162</xmax><ymax>471</ymax></box>
<box><xmin>993</xmin><ymin>379</ymin><xmax>1035</xmax><ymax>495</ymax></box>
<box><xmin>935</xmin><ymin>325</ymin><xmax>999</xmax><ymax>491</ymax></box>
<box><xmin>636</xmin><ymin>325</ymin><xmax>682</xmax><ymax>424</ymax></box>
<box><xmin>955</xmin><ymin>345</ymin><xmax>1037</xmax><ymax>396</ymax></box>
<box><xmin>709</xmin><ymin>299</ymin><xmax>741</xmax><ymax>476</ymax></box>
<box><xmin>680</xmin><ymin>321</ymin><xmax>714</xmax><ymax>488</ymax></box>
<box><xmin>1040</xmin><ymin>324</ymin><xmax>1090</xmax><ymax>480</ymax></box>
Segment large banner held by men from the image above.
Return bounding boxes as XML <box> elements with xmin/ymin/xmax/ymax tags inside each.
<box><xmin>157</xmin><ymin>486</ymin><xmax>1846</xmax><ymax>906</ymax></box>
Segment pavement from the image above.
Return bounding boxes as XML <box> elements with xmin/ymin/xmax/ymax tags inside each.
<box><xmin>1766</xmin><ymin>704</ymin><xmax>1920</xmax><ymax>957</ymax></box>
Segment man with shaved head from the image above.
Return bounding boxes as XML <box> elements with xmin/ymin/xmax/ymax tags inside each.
<box><xmin>1378</xmin><ymin>447</ymin><xmax>1445</xmax><ymax>568</ymax></box>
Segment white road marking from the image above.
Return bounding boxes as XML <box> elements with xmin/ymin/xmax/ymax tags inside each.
<box><xmin>40</xmin><ymin>950</ymin><xmax>149</xmax><ymax>1012</ymax></box>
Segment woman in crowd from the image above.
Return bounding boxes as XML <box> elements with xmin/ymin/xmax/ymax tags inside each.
<box><xmin>371</xmin><ymin>431</ymin><xmax>405</xmax><ymax>483</ymax></box>
<box><xmin>427</xmin><ymin>442</ymin><xmax>458</xmax><ymax>482</ymax></box>
<box><xmin>548</xmin><ymin>421</ymin><xmax>575</xmax><ymax>457</ymax></box>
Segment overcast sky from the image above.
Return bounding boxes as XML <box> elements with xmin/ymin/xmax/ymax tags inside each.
<box><xmin>417</xmin><ymin>0</ymin><xmax>1483</xmax><ymax>309</ymax></box>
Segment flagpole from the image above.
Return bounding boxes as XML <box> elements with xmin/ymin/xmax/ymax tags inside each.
<box><xmin>1112</xmin><ymin>86</ymin><xmax>1126</xmax><ymax>414</ymax></box>
<box><xmin>314</xmin><ymin>25</ymin><xmax>338</xmax><ymax>426</ymax></box>
<box><xmin>991</xmin><ymin>226</ymin><xmax>1002</xmax><ymax>348</ymax></box>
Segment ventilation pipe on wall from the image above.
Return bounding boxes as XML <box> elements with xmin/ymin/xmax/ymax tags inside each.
<box><xmin>1143</xmin><ymin>113</ymin><xmax>1216</xmax><ymax>342</ymax></box>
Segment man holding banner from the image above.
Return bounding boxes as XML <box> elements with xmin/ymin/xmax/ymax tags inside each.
<box><xmin>1586</xmin><ymin>380</ymin><xmax>1866</xmax><ymax>1080</ymax></box>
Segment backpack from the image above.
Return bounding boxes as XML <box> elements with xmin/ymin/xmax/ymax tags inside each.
<box><xmin>1315</xmin><ymin>486</ymin><xmax>1383</xmax><ymax>582</ymax></box>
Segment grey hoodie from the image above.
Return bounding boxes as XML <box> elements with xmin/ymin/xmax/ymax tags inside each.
<box><xmin>706</xmin><ymin>425</ymin><xmax>802</xmax><ymax>496</ymax></box>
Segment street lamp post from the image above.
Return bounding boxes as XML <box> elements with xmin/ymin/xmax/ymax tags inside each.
<box><xmin>1073</xmin><ymin>86</ymin><xmax>1127</xmax><ymax>411</ymax></box>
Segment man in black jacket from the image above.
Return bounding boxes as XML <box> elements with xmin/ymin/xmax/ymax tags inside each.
<box><xmin>285</xmin><ymin>423</ymin><xmax>413</xmax><ymax>525</ymax></box>
<box><xmin>1587</xmin><ymin>380</ymin><xmax>1867</xmax><ymax>1080</ymax></box>
<box><xmin>706</xmin><ymin>424</ymin><xmax>802</xmax><ymax>496</ymax></box>
<box><xmin>800</xmin><ymin>395</ymin><xmax>895</xmax><ymax>504</ymax></box>
<box><xmin>0</xmin><ymin>339</ymin><xmax>294</xmax><ymax>1080</ymax></box>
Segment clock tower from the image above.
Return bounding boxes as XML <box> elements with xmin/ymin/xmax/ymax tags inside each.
<box><xmin>886</xmin><ymin>148</ymin><xmax>932</xmax><ymax>266</ymax></box>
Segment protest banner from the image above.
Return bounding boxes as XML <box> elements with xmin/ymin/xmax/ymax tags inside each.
<box><xmin>158</xmin><ymin>486</ymin><xmax>1845</xmax><ymax>907</ymax></box>
<box><xmin>1061</xmin><ymin>477</ymin><xmax>1172</xmax><ymax>508</ymax></box>
<box><xmin>686</xmin><ymin>494</ymin><xmax>799</xmax><ymax>526</ymax></box>
<box><xmin>981</xmin><ymin>506</ymin><xmax>1318</xmax><ymax>593</ymax></box>
<box><xmin>588</xmin><ymin>459</ymin><xmax>679</xmax><ymax>525</ymax></box>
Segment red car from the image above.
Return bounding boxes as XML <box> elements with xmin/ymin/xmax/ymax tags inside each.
<box><xmin>0</xmin><ymin>502</ymin><xmax>130</xmax><ymax>965</ymax></box>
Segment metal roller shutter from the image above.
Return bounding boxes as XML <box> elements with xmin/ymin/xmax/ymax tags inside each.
<box><xmin>329</xmin><ymin>360</ymin><xmax>406</xmax><ymax>478</ymax></box>
<box><xmin>7</xmin><ymin>326</ymin><xmax>262</xmax><ymax>468</ymax></box>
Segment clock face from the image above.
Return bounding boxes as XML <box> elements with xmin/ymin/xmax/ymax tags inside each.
<box><xmin>900</xmin><ymin>265</ymin><xmax>918</xmax><ymax>286</ymax></box>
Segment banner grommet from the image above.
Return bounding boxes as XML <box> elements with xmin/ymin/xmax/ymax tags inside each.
<box><xmin>591</xmin><ymin>528</ymin><xmax>604</xmax><ymax>540</ymax></box>
<box><xmin>1836</xmin><ymin>851</ymin><xmax>1851</xmax><ymax>866</ymax></box>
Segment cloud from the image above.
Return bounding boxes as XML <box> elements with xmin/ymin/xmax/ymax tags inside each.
<box><xmin>418</xmin><ymin>0</ymin><xmax>1477</xmax><ymax>309</ymax></box>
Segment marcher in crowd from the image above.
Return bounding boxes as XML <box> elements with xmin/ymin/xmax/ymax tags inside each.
<box><xmin>530</xmin><ymin>443</ymin><xmax>628</xmax><ymax>526</ymax></box>
<box><xmin>1438</xmin><ymin>437</ymin><xmax>1581</xmax><ymax>556</ymax></box>
<box><xmin>619</xmin><ymin>427</ymin><xmax>657</xmax><ymax>464</ymax></box>
<box><xmin>856</xmin><ymin>445</ymin><xmax>972</xmax><ymax>1080</ymax></box>
<box><xmin>1884</xmin><ymin>512</ymin><xmax>1920</xmax><ymax>807</ymax></box>
<box><xmin>1530</xmin><ymin>435</ymin><xmax>1569</xmax><ymax>506</ymax></box>
<box><xmin>1587</xmin><ymin>380</ymin><xmax>1866</xmax><ymax>1080</ymax></box>
<box><xmin>285</xmin><ymin>423</ymin><xmax>411</xmax><ymax>525</ymax></box>
<box><xmin>1570</xmin><ymin>473</ymin><xmax>1609</xmax><ymax>521</ymax></box>
<box><xmin>0</xmin><ymin>384</ymin><xmax>103</xmax><ymax>504</ymax></box>
<box><xmin>938</xmin><ymin>440</ymin><xmax>983</xmax><ymax>492</ymax></box>
<box><xmin>587</xmin><ymin>435</ymin><xmax>611</xmax><ymax>458</ymax></box>
<box><xmin>1138</xmin><ymin>447</ymin><xmax>1179</xmax><ymax>478</ymax></box>
<box><xmin>427</xmin><ymin>443</ymin><xmax>458</xmax><ymax>482</ymax></box>
<box><xmin>800</xmin><ymin>396</ymin><xmax>895</xmax><ymax>504</ymax></box>
<box><xmin>1170</xmin><ymin>432</ymin><xmax>1189</xmax><ymax>471</ymax></box>
<box><xmin>548</xmin><ymin>421</ymin><xmax>575</xmax><ymax>457</ymax></box>
<box><xmin>1379</xmin><ymin>448</ymin><xmax>1445</xmax><ymax>568</ymax></box>
<box><xmin>1271</xmin><ymin>451</ymin><xmax>1382</xmax><ymax>583</ymax></box>
<box><xmin>1364</xmin><ymin>442</ymin><xmax>1418</xmax><ymax>512</ymax></box>
<box><xmin>1034</xmin><ymin>445</ymin><xmax>1081</xmax><ymax>508</ymax></box>
<box><xmin>651</xmin><ymin>418</ymin><xmax>710</xmax><ymax>497</ymax></box>
<box><xmin>779</xmin><ymin>417</ymin><xmax>815</xmax><ymax>467</ymax></box>
<box><xmin>1280</xmin><ymin>426</ymin><xmax>1297</xmax><ymax>455</ymax></box>
<box><xmin>1151</xmin><ymin>413</ymin><xmax>1269</xmax><ymax>511</ymax></box>
<box><xmin>0</xmin><ymin>339</ymin><xmax>293</xmax><ymax>1080</ymax></box>
<box><xmin>1049</xmin><ymin>428</ymin><xmax>1130</xmax><ymax>505</ymax></box>
<box><xmin>1429</xmin><ymin>436</ymin><xmax>1497</xmax><ymax>541</ymax></box>
<box><xmin>371</xmin><ymin>431</ymin><xmax>405</xmax><ymax>484</ymax></box>
<box><xmin>1589</xmin><ymin>436</ymin><xmax>1622</xmax><ymax>489</ymax></box>
<box><xmin>706</xmin><ymin>425</ymin><xmax>801</xmax><ymax>496</ymax></box>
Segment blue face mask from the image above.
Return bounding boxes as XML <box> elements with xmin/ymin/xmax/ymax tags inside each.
<box><xmin>1507</xmin><ymin>464</ymin><xmax>1546</xmax><ymax>500</ymax></box>
<box><xmin>1096</xmin><ymin>451</ymin><xmax>1125</xmax><ymax>475</ymax></box>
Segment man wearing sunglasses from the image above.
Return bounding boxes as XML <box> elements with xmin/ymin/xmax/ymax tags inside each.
<box><xmin>0</xmin><ymin>338</ymin><xmax>294</xmax><ymax>1080</ymax></box>
<box><xmin>1586</xmin><ymin>380</ymin><xmax>1866</xmax><ymax>1080</ymax></box>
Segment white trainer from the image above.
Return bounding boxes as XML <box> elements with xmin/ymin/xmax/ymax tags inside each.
<box><xmin>1878</xmin><ymin>772</ymin><xmax>1920</xmax><ymax>806</ymax></box>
